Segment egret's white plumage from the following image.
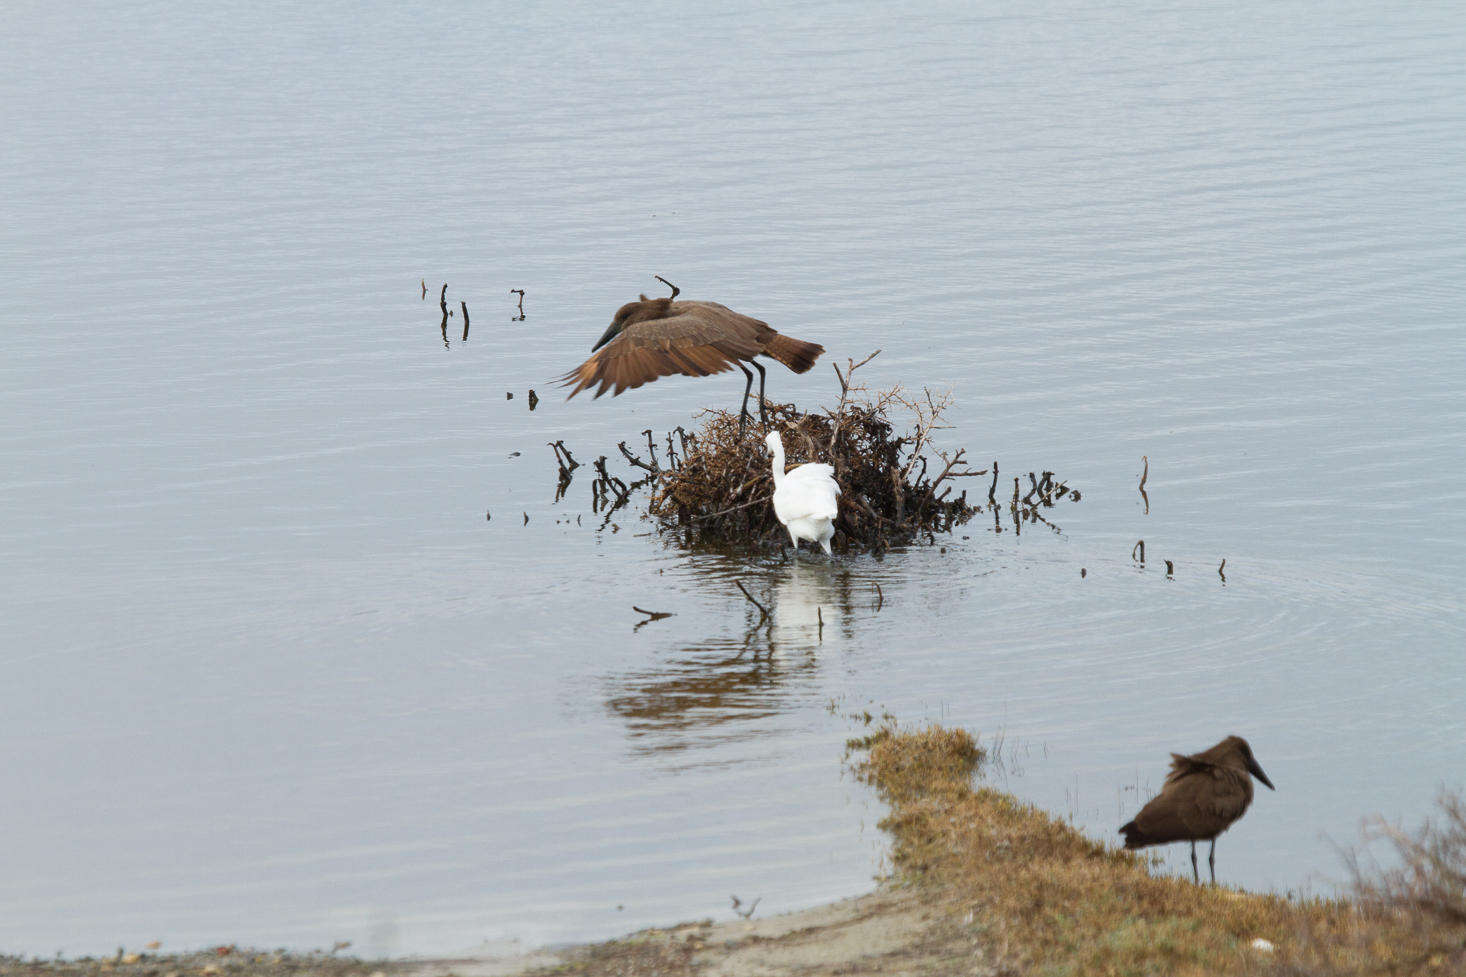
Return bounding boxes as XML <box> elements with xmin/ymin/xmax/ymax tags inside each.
<box><xmin>765</xmin><ymin>431</ymin><xmax>840</xmax><ymax>556</ymax></box>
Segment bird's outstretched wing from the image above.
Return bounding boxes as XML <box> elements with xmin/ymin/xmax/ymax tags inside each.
<box><xmin>559</xmin><ymin>304</ymin><xmax>770</xmax><ymax>399</ymax></box>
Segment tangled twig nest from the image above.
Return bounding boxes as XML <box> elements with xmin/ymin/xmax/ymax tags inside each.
<box><xmin>643</xmin><ymin>352</ymin><xmax>987</xmax><ymax>553</ymax></box>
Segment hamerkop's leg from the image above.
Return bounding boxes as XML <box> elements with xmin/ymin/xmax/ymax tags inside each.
<box><xmin>736</xmin><ymin>363</ymin><xmax>755</xmax><ymax>435</ymax></box>
<box><xmin>1190</xmin><ymin>841</ymin><xmax>1199</xmax><ymax>884</ymax></box>
<box><xmin>1208</xmin><ymin>840</ymin><xmax>1216</xmax><ymax>885</ymax></box>
<box><xmin>753</xmin><ymin>361</ymin><xmax>768</xmax><ymax>430</ymax></box>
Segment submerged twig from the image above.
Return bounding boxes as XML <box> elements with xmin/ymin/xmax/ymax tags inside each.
<box><xmin>1139</xmin><ymin>454</ymin><xmax>1150</xmax><ymax>514</ymax></box>
<box><xmin>734</xmin><ymin>579</ymin><xmax>770</xmax><ymax>624</ymax></box>
<box><xmin>439</xmin><ymin>283</ymin><xmax>449</xmax><ymax>348</ymax></box>
<box><xmin>632</xmin><ymin>605</ymin><xmax>674</xmax><ymax>631</ymax></box>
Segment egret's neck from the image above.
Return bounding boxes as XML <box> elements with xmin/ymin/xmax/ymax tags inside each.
<box><xmin>768</xmin><ymin>442</ymin><xmax>786</xmax><ymax>488</ymax></box>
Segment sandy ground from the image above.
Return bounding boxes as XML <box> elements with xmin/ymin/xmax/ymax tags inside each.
<box><xmin>0</xmin><ymin>890</ymin><xmax>972</xmax><ymax>977</ymax></box>
<box><xmin>444</xmin><ymin>888</ymin><xmax>972</xmax><ymax>977</ymax></box>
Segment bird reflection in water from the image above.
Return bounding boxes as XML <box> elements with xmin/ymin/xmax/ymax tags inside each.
<box><xmin>603</xmin><ymin>561</ymin><xmax>860</xmax><ymax>757</ymax></box>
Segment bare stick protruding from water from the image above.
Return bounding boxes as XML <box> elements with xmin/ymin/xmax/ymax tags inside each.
<box><xmin>734</xmin><ymin>579</ymin><xmax>769</xmax><ymax>624</ymax></box>
<box><xmin>653</xmin><ymin>275</ymin><xmax>680</xmax><ymax>300</ymax></box>
<box><xmin>548</xmin><ymin>440</ymin><xmax>580</xmax><ymax>471</ymax></box>
<box><xmin>1164</xmin><ymin>559</ymin><xmax>1174</xmax><ymax>576</ymax></box>
<box><xmin>528</xmin><ymin>389</ymin><xmax>539</xmax><ymax>411</ymax></box>
<box><xmin>1132</xmin><ymin>539</ymin><xmax>1145</xmax><ymax>564</ymax></box>
<box><xmin>510</xmin><ymin>288</ymin><xmax>526</xmax><ymax>321</ymax></box>
<box><xmin>618</xmin><ymin>440</ymin><xmax>658</xmax><ymax>474</ymax></box>
<box><xmin>1139</xmin><ymin>454</ymin><xmax>1150</xmax><ymax>514</ymax></box>
<box><xmin>1218</xmin><ymin>558</ymin><xmax>1227</xmax><ymax>583</ymax></box>
<box><xmin>874</xmin><ymin>581</ymin><xmax>884</xmax><ymax>612</ymax></box>
<box><xmin>632</xmin><ymin>605</ymin><xmax>673</xmax><ymax>631</ymax></box>
<box><xmin>421</xmin><ymin>279</ymin><xmax>427</xmax><ymax>300</ymax></box>
<box><xmin>440</xmin><ymin>283</ymin><xmax>449</xmax><ymax>348</ymax></box>
<box><xmin>461</xmin><ymin>301</ymin><xmax>470</xmax><ymax>341</ymax></box>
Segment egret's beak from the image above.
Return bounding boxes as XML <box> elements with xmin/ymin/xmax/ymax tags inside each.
<box><xmin>591</xmin><ymin>322</ymin><xmax>621</xmax><ymax>352</ymax></box>
<box><xmin>1246</xmin><ymin>756</ymin><xmax>1275</xmax><ymax>791</ymax></box>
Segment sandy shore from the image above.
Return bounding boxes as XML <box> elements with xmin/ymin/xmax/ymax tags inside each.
<box><xmin>0</xmin><ymin>890</ymin><xmax>954</xmax><ymax>977</ymax></box>
<box><xmin>460</xmin><ymin>888</ymin><xmax>956</xmax><ymax>976</ymax></box>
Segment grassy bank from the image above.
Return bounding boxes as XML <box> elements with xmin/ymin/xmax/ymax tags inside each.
<box><xmin>853</xmin><ymin>723</ymin><xmax>1463</xmax><ymax>976</ymax></box>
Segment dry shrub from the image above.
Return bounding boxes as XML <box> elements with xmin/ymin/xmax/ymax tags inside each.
<box><xmin>851</xmin><ymin>722</ymin><xmax>1455</xmax><ymax>977</ymax></box>
<box><xmin>1353</xmin><ymin>791</ymin><xmax>1466</xmax><ymax>932</ymax></box>
<box><xmin>1277</xmin><ymin>790</ymin><xmax>1466</xmax><ymax>976</ymax></box>
<box><xmin>645</xmin><ymin>354</ymin><xmax>988</xmax><ymax>553</ymax></box>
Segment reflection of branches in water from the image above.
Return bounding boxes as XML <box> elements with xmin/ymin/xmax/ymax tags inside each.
<box><xmin>603</xmin><ymin>565</ymin><xmax>862</xmax><ymax>757</ymax></box>
<box><xmin>603</xmin><ymin>639</ymin><xmax>816</xmax><ymax>757</ymax></box>
<box><xmin>766</xmin><ymin>563</ymin><xmax>859</xmax><ymax>647</ymax></box>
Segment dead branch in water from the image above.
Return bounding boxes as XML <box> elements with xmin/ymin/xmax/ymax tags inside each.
<box><xmin>1139</xmin><ymin>454</ymin><xmax>1150</xmax><ymax>514</ymax></box>
<box><xmin>632</xmin><ymin>605</ymin><xmax>673</xmax><ymax>631</ymax></box>
<box><xmin>440</xmin><ymin>283</ymin><xmax>449</xmax><ymax>348</ymax></box>
<box><xmin>734</xmin><ymin>579</ymin><xmax>769</xmax><ymax>625</ymax></box>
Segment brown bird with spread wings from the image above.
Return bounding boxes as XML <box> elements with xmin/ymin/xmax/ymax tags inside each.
<box><xmin>558</xmin><ymin>278</ymin><xmax>824</xmax><ymax>433</ymax></box>
<box><xmin>1119</xmin><ymin>735</ymin><xmax>1275</xmax><ymax>885</ymax></box>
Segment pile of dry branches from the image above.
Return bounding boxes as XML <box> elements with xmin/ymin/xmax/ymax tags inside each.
<box><xmin>640</xmin><ymin>352</ymin><xmax>987</xmax><ymax>553</ymax></box>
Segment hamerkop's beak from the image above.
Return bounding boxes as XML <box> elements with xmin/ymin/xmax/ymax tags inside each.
<box><xmin>1247</xmin><ymin>756</ymin><xmax>1275</xmax><ymax>791</ymax></box>
<box><xmin>590</xmin><ymin>322</ymin><xmax>621</xmax><ymax>352</ymax></box>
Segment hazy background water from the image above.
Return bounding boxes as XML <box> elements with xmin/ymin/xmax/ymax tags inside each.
<box><xmin>3</xmin><ymin>0</ymin><xmax>1464</xmax><ymax>959</ymax></box>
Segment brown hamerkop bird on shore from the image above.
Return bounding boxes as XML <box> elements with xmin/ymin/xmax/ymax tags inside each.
<box><xmin>558</xmin><ymin>277</ymin><xmax>824</xmax><ymax>432</ymax></box>
<box><xmin>1119</xmin><ymin>735</ymin><xmax>1275</xmax><ymax>885</ymax></box>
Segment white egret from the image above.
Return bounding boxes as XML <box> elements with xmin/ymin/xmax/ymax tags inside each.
<box><xmin>765</xmin><ymin>431</ymin><xmax>840</xmax><ymax>556</ymax></box>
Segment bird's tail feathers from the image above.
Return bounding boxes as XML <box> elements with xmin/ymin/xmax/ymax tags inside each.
<box><xmin>764</xmin><ymin>334</ymin><xmax>824</xmax><ymax>374</ymax></box>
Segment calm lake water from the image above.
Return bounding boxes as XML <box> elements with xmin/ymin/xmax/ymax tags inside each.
<box><xmin>3</xmin><ymin>0</ymin><xmax>1464</xmax><ymax>959</ymax></box>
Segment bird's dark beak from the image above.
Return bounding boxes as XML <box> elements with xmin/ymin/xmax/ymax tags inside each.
<box><xmin>591</xmin><ymin>322</ymin><xmax>621</xmax><ymax>352</ymax></box>
<box><xmin>1247</xmin><ymin>757</ymin><xmax>1275</xmax><ymax>790</ymax></box>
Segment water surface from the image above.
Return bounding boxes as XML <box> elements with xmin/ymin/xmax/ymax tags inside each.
<box><xmin>3</xmin><ymin>0</ymin><xmax>1464</xmax><ymax>958</ymax></box>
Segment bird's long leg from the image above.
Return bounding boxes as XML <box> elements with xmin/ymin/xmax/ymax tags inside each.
<box><xmin>1190</xmin><ymin>842</ymin><xmax>1199</xmax><ymax>884</ymax></box>
<box><xmin>736</xmin><ymin>363</ymin><xmax>755</xmax><ymax>437</ymax></box>
<box><xmin>753</xmin><ymin>360</ymin><xmax>768</xmax><ymax>430</ymax></box>
<box><xmin>1208</xmin><ymin>840</ymin><xmax>1216</xmax><ymax>885</ymax></box>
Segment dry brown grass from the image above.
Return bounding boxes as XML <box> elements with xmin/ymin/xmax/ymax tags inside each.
<box><xmin>853</xmin><ymin>723</ymin><xmax>1465</xmax><ymax>977</ymax></box>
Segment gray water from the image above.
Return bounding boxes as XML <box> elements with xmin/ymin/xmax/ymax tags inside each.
<box><xmin>3</xmin><ymin>0</ymin><xmax>1465</xmax><ymax>959</ymax></box>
